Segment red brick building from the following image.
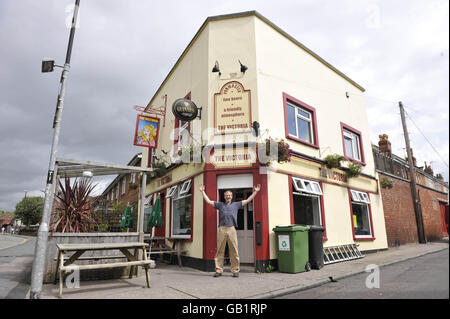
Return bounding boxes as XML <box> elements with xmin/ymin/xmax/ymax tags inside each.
<box><xmin>373</xmin><ymin>135</ymin><xmax>449</xmax><ymax>246</ymax></box>
<box><xmin>98</xmin><ymin>153</ymin><xmax>143</xmax><ymax>232</ymax></box>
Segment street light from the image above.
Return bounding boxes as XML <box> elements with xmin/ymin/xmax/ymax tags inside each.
<box><xmin>41</xmin><ymin>59</ymin><xmax>55</xmax><ymax>73</ymax></box>
<box><xmin>29</xmin><ymin>0</ymin><xmax>81</xmax><ymax>299</ymax></box>
<box><xmin>41</xmin><ymin>59</ymin><xmax>63</xmax><ymax>73</ymax></box>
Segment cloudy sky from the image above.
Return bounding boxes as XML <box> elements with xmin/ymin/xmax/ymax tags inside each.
<box><xmin>0</xmin><ymin>0</ymin><xmax>448</xmax><ymax>212</ymax></box>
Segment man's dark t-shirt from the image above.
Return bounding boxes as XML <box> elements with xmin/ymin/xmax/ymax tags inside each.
<box><xmin>214</xmin><ymin>201</ymin><xmax>242</xmax><ymax>228</ymax></box>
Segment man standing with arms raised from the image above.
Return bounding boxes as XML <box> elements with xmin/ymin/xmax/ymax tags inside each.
<box><xmin>199</xmin><ymin>184</ymin><xmax>261</xmax><ymax>277</ymax></box>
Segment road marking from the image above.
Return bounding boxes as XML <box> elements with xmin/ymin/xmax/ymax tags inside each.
<box><xmin>0</xmin><ymin>237</ymin><xmax>29</xmax><ymax>251</ymax></box>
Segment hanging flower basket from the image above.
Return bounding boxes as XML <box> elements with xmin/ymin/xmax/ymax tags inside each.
<box><xmin>380</xmin><ymin>177</ymin><xmax>393</xmax><ymax>189</ymax></box>
<box><xmin>152</xmin><ymin>162</ymin><xmax>168</xmax><ymax>177</ymax></box>
<box><xmin>277</xmin><ymin>139</ymin><xmax>292</xmax><ymax>164</ymax></box>
<box><xmin>324</xmin><ymin>154</ymin><xmax>345</xmax><ymax>169</ymax></box>
<box><xmin>346</xmin><ymin>162</ymin><xmax>362</xmax><ymax>178</ymax></box>
<box><xmin>259</xmin><ymin>137</ymin><xmax>292</xmax><ymax>166</ymax></box>
<box><xmin>177</xmin><ymin>143</ymin><xmax>204</xmax><ymax>162</ymax></box>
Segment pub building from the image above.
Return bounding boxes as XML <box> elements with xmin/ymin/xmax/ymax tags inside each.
<box><xmin>139</xmin><ymin>11</ymin><xmax>388</xmax><ymax>272</ymax></box>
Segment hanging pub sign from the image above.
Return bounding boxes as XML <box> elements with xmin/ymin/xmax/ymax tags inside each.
<box><xmin>133</xmin><ymin>114</ymin><xmax>160</xmax><ymax>148</ymax></box>
<box><xmin>172</xmin><ymin>98</ymin><xmax>201</xmax><ymax>122</ymax></box>
<box><xmin>214</xmin><ymin>81</ymin><xmax>252</xmax><ymax>135</ymax></box>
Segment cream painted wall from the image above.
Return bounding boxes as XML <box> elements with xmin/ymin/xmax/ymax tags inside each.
<box><xmin>266</xmin><ymin>172</ymin><xmax>291</xmax><ymax>259</ymax></box>
<box><xmin>266</xmin><ymin>169</ymin><xmax>388</xmax><ymax>257</ymax></box>
<box><xmin>143</xmin><ymin>163</ymin><xmax>204</xmax><ymax>258</ymax></box>
<box><xmin>322</xmin><ymin>181</ymin><xmax>388</xmax><ymax>251</ymax></box>
<box><xmin>144</xmin><ymin>23</ymin><xmax>209</xmax><ymax>165</ymax></box>
<box><xmin>321</xmin><ymin>183</ymin><xmax>355</xmax><ymax>246</ymax></box>
<box><xmin>253</xmin><ymin>17</ymin><xmax>376</xmax><ymax>177</ymax></box>
<box><xmin>207</xmin><ymin>16</ymin><xmax>259</xmax><ymax>147</ymax></box>
<box><xmin>178</xmin><ymin>174</ymin><xmax>204</xmax><ymax>258</ymax></box>
<box><xmin>251</xmin><ymin>17</ymin><xmax>387</xmax><ymax>252</ymax></box>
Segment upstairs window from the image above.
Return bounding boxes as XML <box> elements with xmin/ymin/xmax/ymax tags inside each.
<box><xmin>343</xmin><ymin>129</ymin><xmax>361</xmax><ymax>161</ymax></box>
<box><xmin>122</xmin><ymin>178</ymin><xmax>126</xmax><ymax>195</ymax></box>
<box><xmin>341</xmin><ymin>123</ymin><xmax>365</xmax><ymax>164</ymax></box>
<box><xmin>287</xmin><ymin>102</ymin><xmax>313</xmax><ymax>143</ymax></box>
<box><xmin>173</xmin><ymin>92</ymin><xmax>191</xmax><ymax>155</ymax></box>
<box><xmin>178</xmin><ymin>120</ymin><xmax>190</xmax><ymax>149</ymax></box>
<box><xmin>283</xmin><ymin>93</ymin><xmax>319</xmax><ymax>148</ymax></box>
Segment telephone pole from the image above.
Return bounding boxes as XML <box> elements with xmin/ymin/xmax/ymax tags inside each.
<box><xmin>399</xmin><ymin>101</ymin><xmax>426</xmax><ymax>244</ymax></box>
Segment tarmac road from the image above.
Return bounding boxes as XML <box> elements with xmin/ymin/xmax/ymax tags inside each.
<box><xmin>0</xmin><ymin>235</ymin><xmax>36</xmax><ymax>299</ymax></box>
<box><xmin>277</xmin><ymin>248</ymin><xmax>449</xmax><ymax>299</ymax></box>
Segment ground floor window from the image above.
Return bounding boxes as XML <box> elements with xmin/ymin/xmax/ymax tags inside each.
<box><xmin>292</xmin><ymin>177</ymin><xmax>323</xmax><ymax>226</ymax></box>
<box><xmin>350</xmin><ymin>189</ymin><xmax>373</xmax><ymax>238</ymax></box>
<box><xmin>170</xmin><ymin>180</ymin><xmax>192</xmax><ymax>238</ymax></box>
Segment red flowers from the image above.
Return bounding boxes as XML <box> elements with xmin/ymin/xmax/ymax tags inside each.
<box><xmin>261</xmin><ymin>137</ymin><xmax>292</xmax><ymax>165</ymax></box>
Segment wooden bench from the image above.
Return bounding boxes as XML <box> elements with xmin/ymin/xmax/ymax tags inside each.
<box><xmin>55</xmin><ymin>242</ymin><xmax>151</xmax><ymax>297</ymax></box>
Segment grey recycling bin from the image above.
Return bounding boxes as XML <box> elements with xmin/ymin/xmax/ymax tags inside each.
<box><xmin>308</xmin><ymin>225</ymin><xmax>325</xmax><ymax>269</ymax></box>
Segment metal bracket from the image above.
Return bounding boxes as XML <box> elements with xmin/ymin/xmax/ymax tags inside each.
<box><xmin>134</xmin><ymin>94</ymin><xmax>167</xmax><ymax>127</ymax></box>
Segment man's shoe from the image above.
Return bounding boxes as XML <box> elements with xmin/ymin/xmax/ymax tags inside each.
<box><xmin>232</xmin><ymin>272</ymin><xmax>239</xmax><ymax>278</ymax></box>
<box><xmin>213</xmin><ymin>272</ymin><xmax>222</xmax><ymax>277</ymax></box>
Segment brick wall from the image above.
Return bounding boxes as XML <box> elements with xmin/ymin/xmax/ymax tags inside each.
<box><xmin>379</xmin><ymin>174</ymin><xmax>418</xmax><ymax>246</ymax></box>
<box><xmin>418</xmin><ymin>187</ymin><xmax>448</xmax><ymax>241</ymax></box>
<box><xmin>103</xmin><ymin>172</ymin><xmax>140</xmax><ymax>231</ymax></box>
<box><xmin>379</xmin><ymin>172</ymin><xmax>447</xmax><ymax>246</ymax></box>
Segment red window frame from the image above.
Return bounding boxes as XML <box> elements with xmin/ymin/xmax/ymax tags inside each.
<box><xmin>282</xmin><ymin>92</ymin><xmax>320</xmax><ymax>149</ymax></box>
<box><xmin>340</xmin><ymin>122</ymin><xmax>366</xmax><ymax>166</ymax></box>
<box><xmin>347</xmin><ymin>189</ymin><xmax>375</xmax><ymax>241</ymax></box>
<box><xmin>288</xmin><ymin>174</ymin><xmax>328</xmax><ymax>241</ymax></box>
<box><xmin>168</xmin><ymin>178</ymin><xmax>194</xmax><ymax>241</ymax></box>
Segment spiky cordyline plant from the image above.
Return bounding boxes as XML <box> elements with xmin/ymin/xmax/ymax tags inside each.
<box><xmin>51</xmin><ymin>176</ymin><xmax>97</xmax><ymax>233</ymax></box>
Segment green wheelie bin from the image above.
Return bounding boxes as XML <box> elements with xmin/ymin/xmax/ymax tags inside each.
<box><xmin>273</xmin><ymin>225</ymin><xmax>311</xmax><ymax>273</ymax></box>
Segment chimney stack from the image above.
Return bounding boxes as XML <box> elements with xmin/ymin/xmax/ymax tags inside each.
<box><xmin>378</xmin><ymin>134</ymin><xmax>392</xmax><ymax>156</ymax></box>
<box><xmin>424</xmin><ymin>161</ymin><xmax>434</xmax><ymax>175</ymax></box>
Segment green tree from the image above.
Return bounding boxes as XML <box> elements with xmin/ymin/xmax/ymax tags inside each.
<box><xmin>14</xmin><ymin>196</ymin><xmax>44</xmax><ymax>227</ymax></box>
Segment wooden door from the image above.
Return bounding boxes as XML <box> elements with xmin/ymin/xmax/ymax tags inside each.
<box><xmin>439</xmin><ymin>202</ymin><xmax>449</xmax><ymax>237</ymax></box>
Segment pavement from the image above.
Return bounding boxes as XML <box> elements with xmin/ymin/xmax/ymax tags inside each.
<box><xmin>34</xmin><ymin>238</ymin><xmax>449</xmax><ymax>299</ymax></box>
